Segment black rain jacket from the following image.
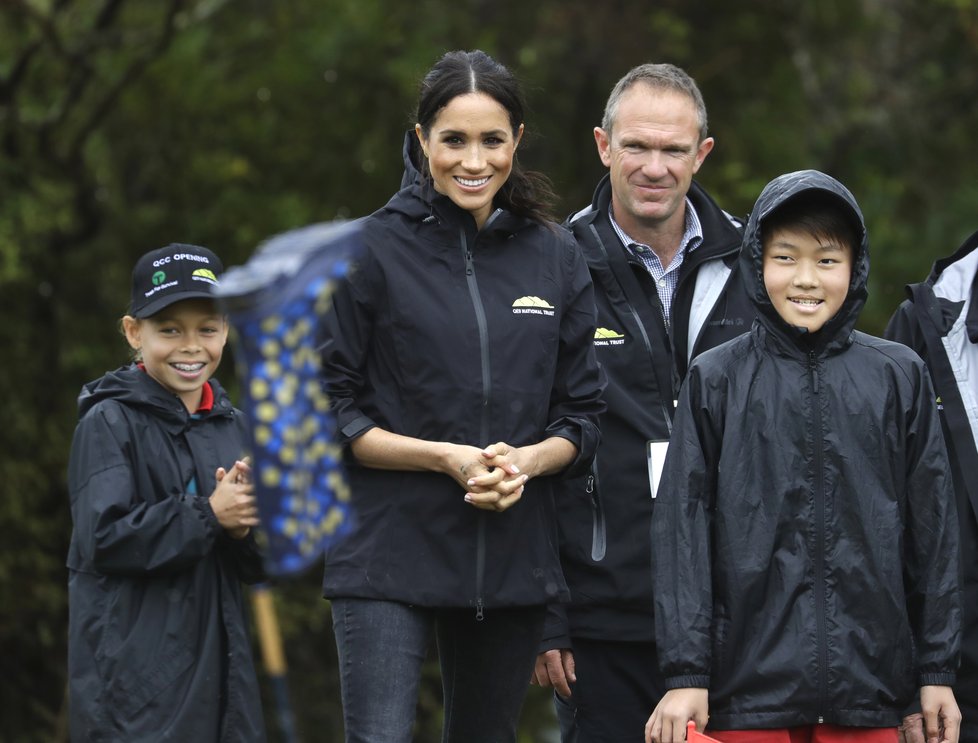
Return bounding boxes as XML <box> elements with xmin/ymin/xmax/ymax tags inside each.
<box><xmin>652</xmin><ymin>170</ymin><xmax>960</xmax><ymax>728</ymax></box>
<box><xmin>319</xmin><ymin>134</ymin><xmax>605</xmax><ymax>613</ymax></box>
<box><xmin>886</xmin><ymin>229</ymin><xmax>978</xmax><ymax>739</ymax></box>
<box><xmin>543</xmin><ymin>174</ymin><xmax>751</xmax><ymax>646</ymax></box>
<box><xmin>67</xmin><ymin>366</ymin><xmax>265</xmax><ymax>742</ymax></box>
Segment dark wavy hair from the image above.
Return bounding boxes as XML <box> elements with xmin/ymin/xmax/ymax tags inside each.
<box><xmin>414</xmin><ymin>50</ymin><xmax>557</xmax><ymax>225</ymax></box>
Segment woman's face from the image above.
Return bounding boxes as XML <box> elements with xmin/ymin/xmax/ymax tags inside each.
<box><xmin>416</xmin><ymin>92</ymin><xmax>523</xmax><ymax>229</ymax></box>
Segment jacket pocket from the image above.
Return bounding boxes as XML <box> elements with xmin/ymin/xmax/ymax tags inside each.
<box><xmin>110</xmin><ymin>642</ymin><xmax>195</xmax><ymax>719</ymax></box>
<box><xmin>96</xmin><ymin>574</ymin><xmax>200</xmax><ymax>721</ymax></box>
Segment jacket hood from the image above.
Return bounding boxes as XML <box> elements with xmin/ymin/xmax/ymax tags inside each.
<box><xmin>740</xmin><ymin>169</ymin><xmax>869</xmax><ymax>350</ymax></box>
<box><xmin>399</xmin><ymin>128</ymin><xmax>423</xmax><ymax>190</ymax></box>
<box><xmin>924</xmin><ymin>228</ymin><xmax>978</xmax><ymax>343</ymax></box>
<box><xmin>78</xmin><ymin>364</ymin><xmax>231</xmax><ymax>425</ymax></box>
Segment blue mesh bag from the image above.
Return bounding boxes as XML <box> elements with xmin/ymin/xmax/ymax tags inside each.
<box><xmin>216</xmin><ymin>220</ymin><xmax>362</xmax><ymax>576</ymax></box>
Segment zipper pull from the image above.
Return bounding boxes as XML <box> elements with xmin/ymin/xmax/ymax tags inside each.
<box><xmin>475</xmin><ymin>599</ymin><xmax>485</xmax><ymax>622</ymax></box>
<box><xmin>809</xmin><ymin>352</ymin><xmax>819</xmax><ymax>395</ymax></box>
<box><xmin>585</xmin><ymin>474</ymin><xmax>594</xmax><ymax>494</ymax></box>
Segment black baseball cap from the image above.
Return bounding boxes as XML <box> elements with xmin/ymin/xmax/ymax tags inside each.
<box><xmin>130</xmin><ymin>243</ymin><xmax>224</xmax><ymax>318</ymax></box>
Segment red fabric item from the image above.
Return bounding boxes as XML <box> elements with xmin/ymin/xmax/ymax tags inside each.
<box><xmin>195</xmin><ymin>380</ymin><xmax>214</xmax><ymax>413</ymax></box>
<box><xmin>706</xmin><ymin>725</ymin><xmax>898</xmax><ymax>743</ymax></box>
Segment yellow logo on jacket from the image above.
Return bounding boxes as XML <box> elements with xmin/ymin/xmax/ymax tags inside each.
<box><xmin>594</xmin><ymin>327</ymin><xmax>625</xmax><ymax>346</ymax></box>
<box><xmin>512</xmin><ymin>296</ymin><xmax>555</xmax><ymax>316</ymax></box>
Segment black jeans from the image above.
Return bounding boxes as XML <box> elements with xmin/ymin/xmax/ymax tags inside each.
<box><xmin>331</xmin><ymin>598</ymin><xmax>546</xmax><ymax>743</ymax></box>
<box><xmin>553</xmin><ymin>638</ymin><xmax>666</xmax><ymax>743</ymax></box>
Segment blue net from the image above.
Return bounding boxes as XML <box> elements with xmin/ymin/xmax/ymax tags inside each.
<box><xmin>216</xmin><ymin>220</ymin><xmax>362</xmax><ymax>576</ymax></box>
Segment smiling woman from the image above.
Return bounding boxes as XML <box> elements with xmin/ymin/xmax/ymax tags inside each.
<box><xmin>415</xmin><ymin>92</ymin><xmax>522</xmax><ymax>229</ymax></box>
<box><xmin>411</xmin><ymin>49</ymin><xmax>557</xmax><ymax>227</ymax></box>
<box><xmin>317</xmin><ymin>49</ymin><xmax>605</xmax><ymax>743</ymax></box>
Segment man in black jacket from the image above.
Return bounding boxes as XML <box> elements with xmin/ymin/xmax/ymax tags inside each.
<box><xmin>531</xmin><ymin>63</ymin><xmax>753</xmax><ymax>741</ymax></box>
<box><xmin>886</xmin><ymin>229</ymin><xmax>978</xmax><ymax>743</ymax></box>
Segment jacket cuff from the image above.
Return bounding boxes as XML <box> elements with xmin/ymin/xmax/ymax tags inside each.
<box><xmin>340</xmin><ymin>414</ymin><xmax>376</xmax><ymax>442</ymax></box>
<box><xmin>192</xmin><ymin>494</ymin><xmax>222</xmax><ymax>537</ymax></box>
<box><xmin>917</xmin><ymin>672</ymin><xmax>956</xmax><ymax>687</ymax></box>
<box><xmin>539</xmin><ymin>603</ymin><xmax>571</xmax><ymax>652</ymax></box>
<box><xmin>545</xmin><ymin>417</ymin><xmax>600</xmax><ymax>478</ymax></box>
<box><xmin>665</xmin><ymin>675</ymin><xmax>710</xmax><ymax>690</ymax></box>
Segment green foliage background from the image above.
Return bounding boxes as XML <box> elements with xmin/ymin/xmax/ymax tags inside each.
<box><xmin>1</xmin><ymin>1</ymin><xmax>976</xmax><ymax>740</ymax></box>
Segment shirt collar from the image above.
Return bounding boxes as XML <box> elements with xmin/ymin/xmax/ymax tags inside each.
<box><xmin>609</xmin><ymin>197</ymin><xmax>704</xmax><ymax>260</ymax></box>
<box><xmin>196</xmin><ymin>380</ymin><xmax>215</xmax><ymax>413</ymax></box>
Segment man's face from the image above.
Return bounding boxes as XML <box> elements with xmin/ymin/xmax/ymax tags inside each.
<box><xmin>594</xmin><ymin>85</ymin><xmax>713</xmax><ymax>236</ymax></box>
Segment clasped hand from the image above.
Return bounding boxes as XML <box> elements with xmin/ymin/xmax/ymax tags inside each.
<box><xmin>453</xmin><ymin>442</ymin><xmax>530</xmax><ymax>512</ymax></box>
<box><xmin>210</xmin><ymin>458</ymin><xmax>259</xmax><ymax>539</ymax></box>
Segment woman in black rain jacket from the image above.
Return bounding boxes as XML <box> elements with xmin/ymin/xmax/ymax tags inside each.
<box><xmin>318</xmin><ymin>51</ymin><xmax>604</xmax><ymax>743</ymax></box>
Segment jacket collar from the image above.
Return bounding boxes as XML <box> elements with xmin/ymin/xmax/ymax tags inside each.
<box><xmin>568</xmin><ymin>174</ymin><xmax>742</xmax><ymax>270</ymax></box>
<box><xmin>78</xmin><ymin>364</ymin><xmax>234</xmax><ymax>431</ymax></box>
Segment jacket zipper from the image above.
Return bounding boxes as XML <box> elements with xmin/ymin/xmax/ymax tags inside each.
<box><xmin>809</xmin><ymin>351</ymin><xmax>828</xmax><ymax>719</ymax></box>
<box><xmin>461</xmin><ymin>225</ymin><xmax>492</xmax><ymax>621</ymax></box>
<box><xmin>587</xmin><ymin>454</ymin><xmax>606</xmax><ymax>561</ymax></box>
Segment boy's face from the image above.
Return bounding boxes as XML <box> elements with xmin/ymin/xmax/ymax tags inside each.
<box><xmin>762</xmin><ymin>227</ymin><xmax>852</xmax><ymax>333</ymax></box>
<box><xmin>123</xmin><ymin>298</ymin><xmax>228</xmax><ymax>412</ymax></box>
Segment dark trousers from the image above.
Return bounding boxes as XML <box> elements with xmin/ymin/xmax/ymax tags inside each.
<box><xmin>331</xmin><ymin>598</ymin><xmax>545</xmax><ymax>743</ymax></box>
<box><xmin>554</xmin><ymin>637</ymin><xmax>667</xmax><ymax>743</ymax></box>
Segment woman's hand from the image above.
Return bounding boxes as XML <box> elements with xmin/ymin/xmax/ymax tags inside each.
<box><xmin>348</xmin><ymin>429</ymin><xmax>575</xmax><ymax>513</ymax></box>
<box><xmin>454</xmin><ymin>442</ymin><xmax>528</xmax><ymax>512</ymax></box>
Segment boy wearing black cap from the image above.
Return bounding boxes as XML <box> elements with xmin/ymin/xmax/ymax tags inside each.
<box><xmin>67</xmin><ymin>244</ymin><xmax>267</xmax><ymax>741</ymax></box>
<box><xmin>644</xmin><ymin>172</ymin><xmax>961</xmax><ymax>743</ymax></box>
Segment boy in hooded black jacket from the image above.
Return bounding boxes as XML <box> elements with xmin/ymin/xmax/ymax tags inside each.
<box><xmin>67</xmin><ymin>244</ymin><xmax>266</xmax><ymax>741</ymax></box>
<box><xmin>645</xmin><ymin>172</ymin><xmax>961</xmax><ymax>743</ymax></box>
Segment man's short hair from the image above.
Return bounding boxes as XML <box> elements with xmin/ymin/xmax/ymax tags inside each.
<box><xmin>601</xmin><ymin>63</ymin><xmax>709</xmax><ymax>141</ymax></box>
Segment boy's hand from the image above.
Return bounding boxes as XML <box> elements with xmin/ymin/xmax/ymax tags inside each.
<box><xmin>900</xmin><ymin>712</ymin><xmax>925</xmax><ymax>743</ymax></box>
<box><xmin>645</xmin><ymin>688</ymin><xmax>708</xmax><ymax>743</ymax></box>
<box><xmin>920</xmin><ymin>685</ymin><xmax>960</xmax><ymax>743</ymax></box>
<box><xmin>211</xmin><ymin>459</ymin><xmax>259</xmax><ymax>539</ymax></box>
